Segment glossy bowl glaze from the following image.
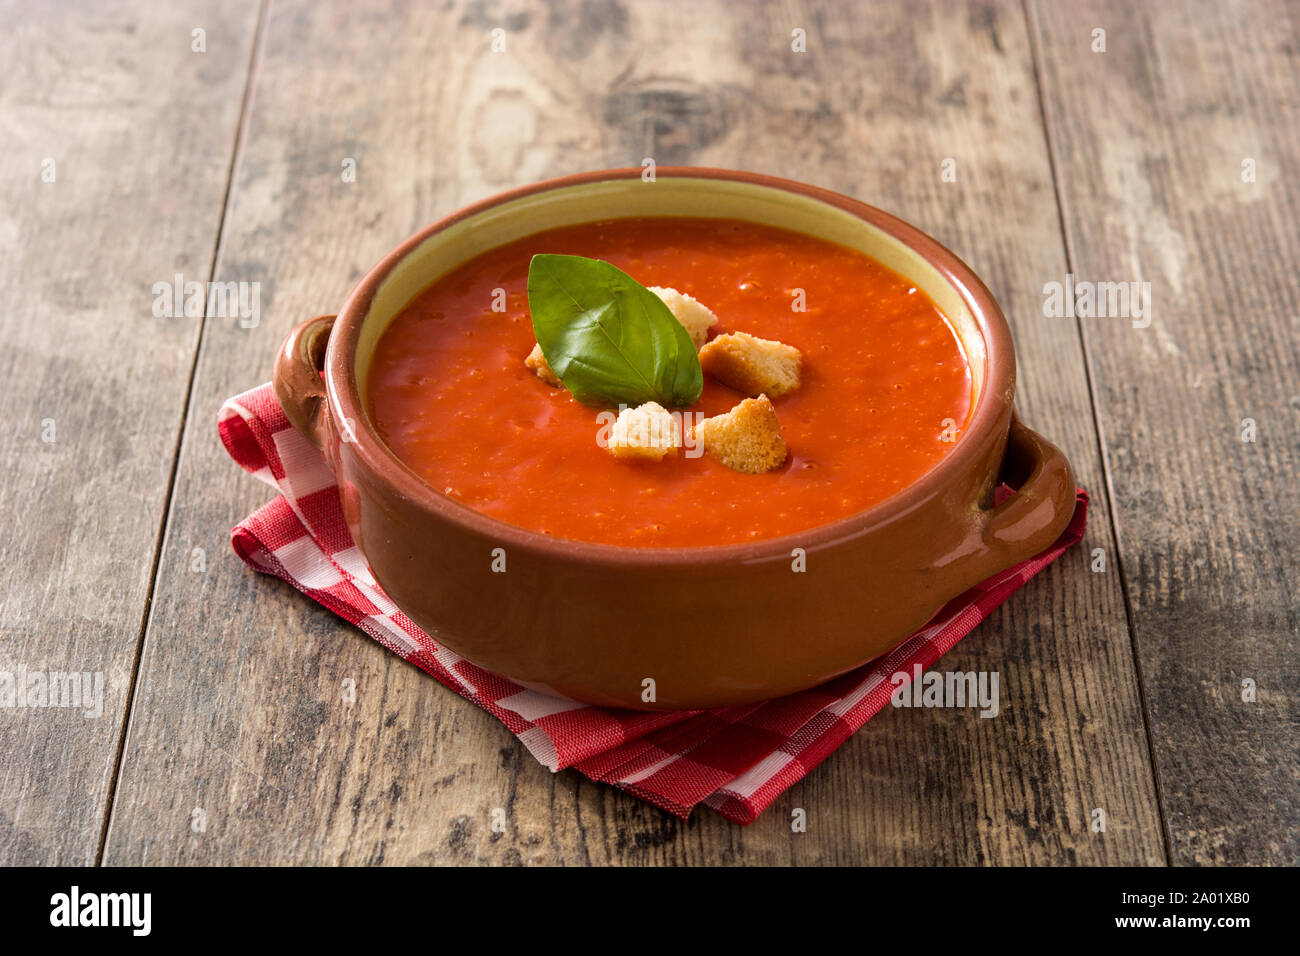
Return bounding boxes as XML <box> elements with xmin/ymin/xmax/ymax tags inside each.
<box><xmin>273</xmin><ymin>168</ymin><xmax>1076</xmax><ymax>710</ymax></box>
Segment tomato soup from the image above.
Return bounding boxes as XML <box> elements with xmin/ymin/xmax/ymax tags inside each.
<box><xmin>367</xmin><ymin>218</ymin><xmax>972</xmax><ymax>547</ymax></box>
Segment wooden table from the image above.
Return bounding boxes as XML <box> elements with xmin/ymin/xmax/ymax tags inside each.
<box><xmin>2</xmin><ymin>0</ymin><xmax>1295</xmax><ymax>866</ymax></box>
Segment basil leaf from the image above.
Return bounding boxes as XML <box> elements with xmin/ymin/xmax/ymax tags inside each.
<box><xmin>527</xmin><ymin>254</ymin><xmax>703</xmax><ymax>409</ymax></box>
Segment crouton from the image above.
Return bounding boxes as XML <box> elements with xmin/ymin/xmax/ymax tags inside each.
<box><xmin>698</xmin><ymin>331</ymin><xmax>802</xmax><ymax>397</ymax></box>
<box><xmin>525</xmin><ymin>343</ymin><xmax>562</xmax><ymax>387</ymax></box>
<box><xmin>693</xmin><ymin>395</ymin><xmax>787</xmax><ymax>474</ymax></box>
<box><xmin>607</xmin><ymin>402</ymin><xmax>681</xmax><ymax>460</ymax></box>
<box><xmin>648</xmin><ymin>286</ymin><xmax>719</xmax><ymax>350</ymax></box>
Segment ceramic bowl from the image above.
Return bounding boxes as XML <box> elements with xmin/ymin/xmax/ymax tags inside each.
<box><xmin>273</xmin><ymin>167</ymin><xmax>1076</xmax><ymax>709</ymax></box>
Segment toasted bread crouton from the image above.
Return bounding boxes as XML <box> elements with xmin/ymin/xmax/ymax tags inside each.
<box><xmin>694</xmin><ymin>395</ymin><xmax>787</xmax><ymax>474</ymax></box>
<box><xmin>648</xmin><ymin>286</ymin><xmax>719</xmax><ymax>349</ymax></box>
<box><xmin>698</xmin><ymin>331</ymin><xmax>802</xmax><ymax>397</ymax></box>
<box><xmin>607</xmin><ymin>402</ymin><xmax>681</xmax><ymax>460</ymax></box>
<box><xmin>525</xmin><ymin>343</ymin><xmax>562</xmax><ymax>387</ymax></box>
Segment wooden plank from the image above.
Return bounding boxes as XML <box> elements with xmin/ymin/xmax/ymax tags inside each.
<box><xmin>0</xmin><ymin>0</ymin><xmax>260</xmax><ymax>864</ymax></box>
<box><xmin>104</xmin><ymin>0</ymin><xmax>1163</xmax><ymax>864</ymax></box>
<box><xmin>1030</xmin><ymin>0</ymin><xmax>1299</xmax><ymax>865</ymax></box>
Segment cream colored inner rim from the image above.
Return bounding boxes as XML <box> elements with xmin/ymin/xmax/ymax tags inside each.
<box><xmin>355</xmin><ymin>177</ymin><xmax>987</xmax><ymax>410</ymax></box>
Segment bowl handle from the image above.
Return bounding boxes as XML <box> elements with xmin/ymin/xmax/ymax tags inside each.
<box><xmin>962</xmin><ymin>415</ymin><xmax>1077</xmax><ymax>585</ymax></box>
<box><xmin>273</xmin><ymin>314</ymin><xmax>336</xmax><ymax>453</ymax></box>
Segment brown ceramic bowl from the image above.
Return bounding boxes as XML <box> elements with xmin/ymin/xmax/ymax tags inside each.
<box><xmin>273</xmin><ymin>167</ymin><xmax>1076</xmax><ymax>710</ymax></box>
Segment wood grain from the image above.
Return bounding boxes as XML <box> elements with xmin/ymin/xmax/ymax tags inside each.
<box><xmin>98</xmin><ymin>0</ymin><xmax>1167</xmax><ymax>865</ymax></box>
<box><xmin>1030</xmin><ymin>0</ymin><xmax>1299</xmax><ymax>865</ymax></box>
<box><xmin>0</xmin><ymin>0</ymin><xmax>260</xmax><ymax>864</ymax></box>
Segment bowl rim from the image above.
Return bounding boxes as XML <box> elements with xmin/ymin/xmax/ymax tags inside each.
<box><xmin>325</xmin><ymin>166</ymin><xmax>1016</xmax><ymax>567</ymax></box>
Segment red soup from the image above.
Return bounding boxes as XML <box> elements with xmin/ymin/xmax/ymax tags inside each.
<box><xmin>367</xmin><ymin>217</ymin><xmax>972</xmax><ymax>548</ymax></box>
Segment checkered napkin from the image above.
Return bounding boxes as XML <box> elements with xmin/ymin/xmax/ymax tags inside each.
<box><xmin>219</xmin><ymin>383</ymin><xmax>1088</xmax><ymax>823</ymax></box>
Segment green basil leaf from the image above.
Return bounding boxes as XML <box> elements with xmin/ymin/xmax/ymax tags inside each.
<box><xmin>527</xmin><ymin>254</ymin><xmax>703</xmax><ymax>409</ymax></box>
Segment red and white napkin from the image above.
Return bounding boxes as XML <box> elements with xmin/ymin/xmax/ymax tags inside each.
<box><xmin>219</xmin><ymin>383</ymin><xmax>1087</xmax><ymax>823</ymax></box>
